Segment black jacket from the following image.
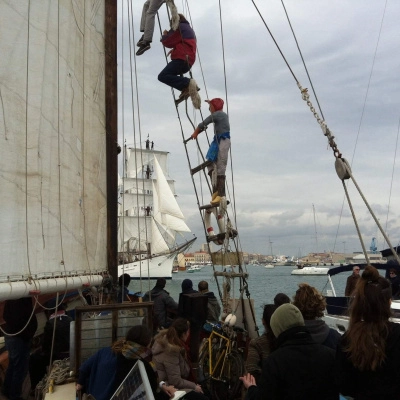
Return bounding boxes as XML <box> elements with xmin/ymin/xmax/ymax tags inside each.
<box><xmin>335</xmin><ymin>322</ymin><xmax>400</xmax><ymax>399</ymax></box>
<box><xmin>143</xmin><ymin>286</ymin><xmax>178</xmax><ymax>329</ymax></box>
<box><xmin>3</xmin><ymin>297</ymin><xmax>38</xmax><ymax>342</ymax></box>
<box><xmin>246</xmin><ymin>326</ymin><xmax>339</xmax><ymax>400</ymax></box>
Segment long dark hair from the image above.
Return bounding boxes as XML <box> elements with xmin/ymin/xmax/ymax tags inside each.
<box><xmin>345</xmin><ymin>265</ymin><xmax>392</xmax><ymax>371</ymax></box>
<box><xmin>112</xmin><ymin>325</ymin><xmax>152</xmax><ymax>353</ymax></box>
<box><xmin>262</xmin><ymin>304</ymin><xmax>278</xmax><ymax>352</ymax></box>
<box><xmin>166</xmin><ymin>318</ymin><xmax>190</xmax><ymax>346</ymax></box>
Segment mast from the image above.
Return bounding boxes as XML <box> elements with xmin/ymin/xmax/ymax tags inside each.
<box><xmin>312</xmin><ymin>204</ymin><xmax>318</xmax><ymax>253</ymax></box>
<box><xmin>105</xmin><ymin>1</ymin><xmax>118</xmax><ymax>282</ymax></box>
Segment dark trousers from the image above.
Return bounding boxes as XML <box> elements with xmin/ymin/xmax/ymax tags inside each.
<box><xmin>158</xmin><ymin>59</ymin><xmax>191</xmax><ymax>91</ymax></box>
<box><xmin>29</xmin><ymin>351</ymin><xmax>49</xmax><ymax>390</ymax></box>
<box><xmin>4</xmin><ymin>336</ymin><xmax>30</xmax><ymax>400</ymax></box>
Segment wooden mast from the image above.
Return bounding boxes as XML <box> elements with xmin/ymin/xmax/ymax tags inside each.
<box><xmin>105</xmin><ymin>1</ymin><xmax>118</xmax><ymax>282</ymax></box>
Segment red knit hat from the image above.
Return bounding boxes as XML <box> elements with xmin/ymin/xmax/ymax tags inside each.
<box><xmin>205</xmin><ymin>98</ymin><xmax>224</xmax><ymax>111</ymax></box>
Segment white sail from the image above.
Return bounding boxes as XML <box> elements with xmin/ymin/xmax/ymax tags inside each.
<box><xmin>118</xmin><ymin>148</ymin><xmax>192</xmax><ymax>278</ymax></box>
<box><xmin>154</xmin><ymin>157</ymin><xmax>185</xmax><ymax>220</ymax></box>
<box><xmin>0</xmin><ymin>1</ymin><xmax>107</xmax><ymax>298</ymax></box>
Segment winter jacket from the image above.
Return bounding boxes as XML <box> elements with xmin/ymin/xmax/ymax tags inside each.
<box><xmin>143</xmin><ymin>286</ymin><xmax>178</xmax><ymax>329</ymax></box>
<box><xmin>345</xmin><ymin>274</ymin><xmax>360</xmax><ymax>296</ymax></box>
<box><xmin>4</xmin><ymin>297</ymin><xmax>38</xmax><ymax>342</ymax></box>
<box><xmin>152</xmin><ymin>330</ymin><xmax>196</xmax><ymax>392</ymax></box>
<box><xmin>178</xmin><ymin>288</ymin><xmax>198</xmax><ymax>318</ymax></box>
<box><xmin>78</xmin><ymin>347</ymin><xmax>117</xmax><ymax>400</ymax></box>
<box><xmin>335</xmin><ymin>322</ymin><xmax>400</xmax><ymax>399</ymax></box>
<box><xmin>245</xmin><ymin>333</ymin><xmax>271</xmax><ymax>384</ymax></box>
<box><xmin>204</xmin><ymin>291</ymin><xmax>221</xmax><ymax>323</ymax></box>
<box><xmin>42</xmin><ymin>313</ymin><xmax>72</xmax><ymax>357</ymax></box>
<box><xmin>161</xmin><ymin>20</ymin><xmax>196</xmax><ymax>65</ymax></box>
<box><xmin>304</xmin><ymin>319</ymin><xmax>341</xmax><ymax>350</ymax></box>
<box><xmin>246</xmin><ymin>326</ymin><xmax>339</xmax><ymax>400</ymax></box>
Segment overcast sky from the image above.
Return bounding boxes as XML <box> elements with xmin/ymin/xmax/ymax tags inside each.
<box><xmin>117</xmin><ymin>0</ymin><xmax>400</xmax><ymax>257</ymax></box>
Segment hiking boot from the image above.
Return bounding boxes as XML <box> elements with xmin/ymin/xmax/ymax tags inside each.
<box><xmin>136</xmin><ymin>42</ymin><xmax>151</xmax><ymax>56</ymax></box>
<box><xmin>210</xmin><ymin>194</ymin><xmax>221</xmax><ymax>205</ymax></box>
<box><xmin>179</xmin><ymin>87</ymin><xmax>190</xmax><ymax>99</ymax></box>
<box><xmin>136</xmin><ymin>34</ymin><xmax>144</xmax><ymax>46</ymax></box>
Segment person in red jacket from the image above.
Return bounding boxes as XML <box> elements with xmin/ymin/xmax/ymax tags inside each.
<box><xmin>158</xmin><ymin>14</ymin><xmax>197</xmax><ymax>102</ymax></box>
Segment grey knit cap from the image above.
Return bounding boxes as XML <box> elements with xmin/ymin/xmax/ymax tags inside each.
<box><xmin>270</xmin><ymin>303</ymin><xmax>305</xmax><ymax>338</ymax></box>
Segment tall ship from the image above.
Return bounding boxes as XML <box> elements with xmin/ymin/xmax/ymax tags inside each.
<box><xmin>117</xmin><ymin>146</ymin><xmax>195</xmax><ymax>279</ymax></box>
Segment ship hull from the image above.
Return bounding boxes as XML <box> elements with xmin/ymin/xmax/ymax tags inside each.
<box><xmin>118</xmin><ymin>253</ymin><xmax>176</xmax><ymax>279</ymax></box>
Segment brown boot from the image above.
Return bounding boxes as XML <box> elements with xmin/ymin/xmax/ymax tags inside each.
<box><xmin>217</xmin><ymin>175</ymin><xmax>226</xmax><ymax>197</ymax></box>
<box><xmin>210</xmin><ymin>191</ymin><xmax>221</xmax><ymax>205</ymax></box>
<box><xmin>211</xmin><ymin>175</ymin><xmax>225</xmax><ymax>205</ymax></box>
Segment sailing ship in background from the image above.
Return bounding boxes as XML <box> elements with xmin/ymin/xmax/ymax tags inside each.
<box><xmin>117</xmin><ymin>146</ymin><xmax>196</xmax><ymax>279</ymax></box>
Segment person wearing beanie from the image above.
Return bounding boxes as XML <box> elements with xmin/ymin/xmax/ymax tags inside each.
<box><xmin>143</xmin><ymin>279</ymin><xmax>178</xmax><ymax>331</ymax></box>
<box><xmin>241</xmin><ymin>303</ymin><xmax>338</xmax><ymax>400</ymax></box>
<box><xmin>191</xmin><ymin>98</ymin><xmax>231</xmax><ymax>206</ymax></box>
<box><xmin>178</xmin><ymin>279</ymin><xmax>198</xmax><ymax>318</ymax></box>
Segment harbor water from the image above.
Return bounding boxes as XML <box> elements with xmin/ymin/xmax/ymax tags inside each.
<box><xmin>128</xmin><ymin>265</ymin><xmax>349</xmax><ymax>324</ymax></box>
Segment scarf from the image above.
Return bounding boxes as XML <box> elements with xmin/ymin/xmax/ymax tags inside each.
<box><xmin>181</xmin><ymin>339</ymin><xmax>196</xmax><ymax>383</ymax></box>
<box><xmin>118</xmin><ymin>340</ymin><xmax>157</xmax><ymax>373</ymax></box>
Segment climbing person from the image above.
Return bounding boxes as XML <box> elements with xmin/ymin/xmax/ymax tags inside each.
<box><xmin>146</xmin><ymin>138</ymin><xmax>150</xmax><ymax>149</ymax></box>
<box><xmin>136</xmin><ymin>0</ymin><xmax>178</xmax><ymax>56</ymax></box>
<box><xmin>151</xmin><ymin>141</ymin><xmax>154</xmax><ymax>150</ymax></box>
<box><xmin>158</xmin><ymin>14</ymin><xmax>200</xmax><ymax>109</ymax></box>
<box><xmin>191</xmin><ymin>98</ymin><xmax>230</xmax><ymax>205</ymax></box>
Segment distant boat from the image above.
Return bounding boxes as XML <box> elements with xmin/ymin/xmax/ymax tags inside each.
<box><xmin>187</xmin><ymin>265</ymin><xmax>202</xmax><ymax>273</ymax></box>
<box><xmin>291</xmin><ymin>266</ymin><xmax>329</xmax><ymax>275</ymax></box>
<box><xmin>172</xmin><ymin>267</ymin><xmax>179</xmax><ymax>273</ymax></box>
<box><xmin>118</xmin><ymin>147</ymin><xmax>196</xmax><ymax>279</ymax></box>
<box><xmin>264</xmin><ymin>264</ymin><xmax>275</xmax><ymax>269</ymax></box>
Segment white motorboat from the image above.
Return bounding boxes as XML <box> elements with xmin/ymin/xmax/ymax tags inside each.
<box><xmin>291</xmin><ymin>266</ymin><xmax>329</xmax><ymax>275</ymax></box>
<box><xmin>264</xmin><ymin>264</ymin><xmax>275</xmax><ymax>269</ymax></box>
<box><xmin>187</xmin><ymin>265</ymin><xmax>202</xmax><ymax>273</ymax></box>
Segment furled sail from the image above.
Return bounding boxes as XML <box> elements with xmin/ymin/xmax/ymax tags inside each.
<box><xmin>0</xmin><ymin>1</ymin><xmax>107</xmax><ymax>300</ymax></box>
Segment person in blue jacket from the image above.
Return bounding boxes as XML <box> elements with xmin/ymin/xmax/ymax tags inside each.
<box><xmin>76</xmin><ymin>325</ymin><xmax>176</xmax><ymax>400</ymax></box>
<box><xmin>191</xmin><ymin>98</ymin><xmax>230</xmax><ymax>205</ymax></box>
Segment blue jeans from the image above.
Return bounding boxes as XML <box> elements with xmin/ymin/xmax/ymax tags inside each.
<box><xmin>158</xmin><ymin>59</ymin><xmax>191</xmax><ymax>91</ymax></box>
<box><xmin>4</xmin><ymin>336</ymin><xmax>31</xmax><ymax>400</ymax></box>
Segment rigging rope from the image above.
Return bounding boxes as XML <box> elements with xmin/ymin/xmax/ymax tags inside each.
<box><xmin>251</xmin><ymin>0</ymin><xmax>400</xmax><ymax>262</ymax></box>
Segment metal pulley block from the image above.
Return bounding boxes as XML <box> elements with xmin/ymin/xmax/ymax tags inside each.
<box><xmin>335</xmin><ymin>157</ymin><xmax>351</xmax><ymax>180</ymax></box>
